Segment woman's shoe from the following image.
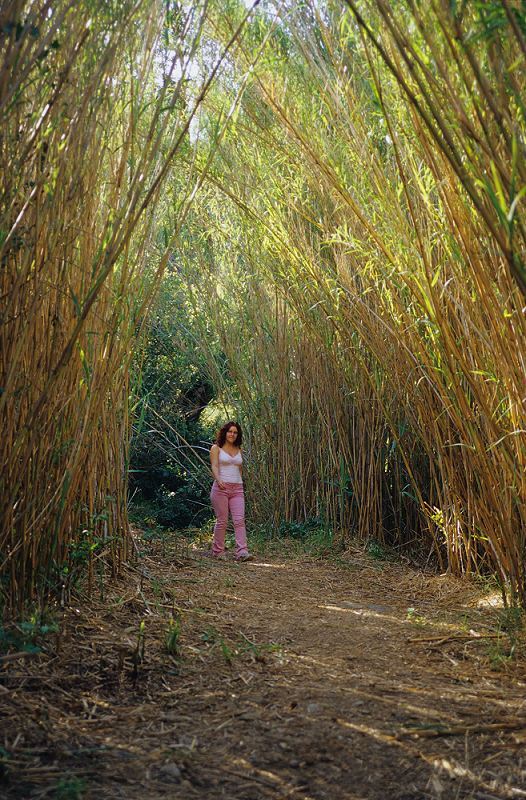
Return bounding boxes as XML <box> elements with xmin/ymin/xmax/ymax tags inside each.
<box><xmin>198</xmin><ymin>549</ymin><xmax>226</xmax><ymax>559</ymax></box>
<box><xmin>236</xmin><ymin>553</ymin><xmax>254</xmax><ymax>562</ymax></box>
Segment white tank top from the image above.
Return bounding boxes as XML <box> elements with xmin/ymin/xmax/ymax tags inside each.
<box><xmin>218</xmin><ymin>448</ymin><xmax>243</xmax><ymax>484</ymax></box>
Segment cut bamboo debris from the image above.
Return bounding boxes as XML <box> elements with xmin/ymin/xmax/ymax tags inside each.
<box><xmin>396</xmin><ymin>721</ymin><xmax>526</xmax><ymax>740</ymax></box>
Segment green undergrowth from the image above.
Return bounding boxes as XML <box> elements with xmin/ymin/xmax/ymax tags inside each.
<box><xmin>136</xmin><ymin>515</ymin><xmax>340</xmax><ymax>559</ymax></box>
<box><xmin>249</xmin><ymin>518</ymin><xmax>337</xmax><ymax>558</ymax></box>
<box><xmin>53</xmin><ymin>776</ymin><xmax>86</xmax><ymax>800</ymax></box>
<box><xmin>0</xmin><ymin>608</ymin><xmax>59</xmax><ymax>656</ymax></box>
<box><xmin>142</xmin><ymin>517</ymin><xmax>408</xmax><ymax>565</ymax></box>
<box><xmin>200</xmin><ymin>625</ymin><xmax>283</xmax><ymax>666</ymax></box>
<box><xmin>487</xmin><ymin>607</ymin><xmax>525</xmax><ymax>670</ymax></box>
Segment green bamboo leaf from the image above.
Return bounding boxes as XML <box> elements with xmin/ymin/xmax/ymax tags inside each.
<box><xmin>490</xmin><ymin>161</ymin><xmax>506</xmax><ymax>213</ymax></box>
<box><xmin>69</xmin><ymin>287</ymin><xmax>81</xmax><ymax>318</ymax></box>
<box><xmin>506</xmin><ymin>54</ymin><xmax>524</xmax><ymax>73</ymax></box>
<box><xmin>78</xmin><ymin>345</ymin><xmax>91</xmax><ymax>388</ymax></box>
<box><xmin>507</xmin><ymin>186</ymin><xmax>526</xmax><ymax>223</ymax></box>
<box><xmin>479</xmin><ymin>177</ymin><xmax>510</xmax><ymax>231</ymax></box>
<box><xmin>413</xmin><ymin>276</ymin><xmax>435</xmax><ymax>320</ymax></box>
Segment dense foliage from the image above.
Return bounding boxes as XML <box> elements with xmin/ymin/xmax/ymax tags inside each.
<box><xmin>129</xmin><ymin>270</ymin><xmax>217</xmax><ymax>529</ymax></box>
<box><xmin>0</xmin><ymin>0</ymin><xmax>250</xmax><ymax>611</ymax></box>
<box><xmin>159</xmin><ymin>0</ymin><xmax>526</xmax><ymax>604</ymax></box>
<box><xmin>3</xmin><ymin>0</ymin><xmax>526</xmax><ymax>612</ymax></box>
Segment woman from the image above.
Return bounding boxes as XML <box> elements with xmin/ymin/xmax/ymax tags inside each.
<box><xmin>209</xmin><ymin>421</ymin><xmax>253</xmax><ymax>561</ymax></box>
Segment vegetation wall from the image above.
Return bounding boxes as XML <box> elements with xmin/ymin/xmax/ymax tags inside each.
<box><xmin>174</xmin><ymin>0</ymin><xmax>526</xmax><ymax>604</ymax></box>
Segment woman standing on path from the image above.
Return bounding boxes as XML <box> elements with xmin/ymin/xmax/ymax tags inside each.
<box><xmin>210</xmin><ymin>421</ymin><xmax>253</xmax><ymax>561</ymax></box>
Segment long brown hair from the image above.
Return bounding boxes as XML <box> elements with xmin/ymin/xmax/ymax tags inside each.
<box><xmin>216</xmin><ymin>421</ymin><xmax>242</xmax><ymax>447</ymax></box>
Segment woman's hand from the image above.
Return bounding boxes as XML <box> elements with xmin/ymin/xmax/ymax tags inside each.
<box><xmin>217</xmin><ymin>480</ymin><xmax>226</xmax><ymax>490</ymax></box>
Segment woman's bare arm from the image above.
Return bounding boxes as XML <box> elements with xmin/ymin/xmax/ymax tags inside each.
<box><xmin>210</xmin><ymin>445</ymin><xmax>225</xmax><ymax>488</ymax></box>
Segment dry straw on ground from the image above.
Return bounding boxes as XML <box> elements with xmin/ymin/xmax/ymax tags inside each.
<box><xmin>1</xmin><ymin>533</ymin><xmax>525</xmax><ymax>799</ymax></box>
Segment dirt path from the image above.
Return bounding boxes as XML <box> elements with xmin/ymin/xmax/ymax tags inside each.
<box><xmin>2</xmin><ymin>537</ymin><xmax>526</xmax><ymax>799</ymax></box>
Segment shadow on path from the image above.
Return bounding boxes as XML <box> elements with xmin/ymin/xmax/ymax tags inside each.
<box><xmin>2</xmin><ymin>539</ymin><xmax>526</xmax><ymax>799</ymax></box>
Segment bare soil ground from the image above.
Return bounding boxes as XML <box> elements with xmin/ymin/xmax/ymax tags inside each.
<box><xmin>2</xmin><ymin>534</ymin><xmax>526</xmax><ymax>800</ymax></box>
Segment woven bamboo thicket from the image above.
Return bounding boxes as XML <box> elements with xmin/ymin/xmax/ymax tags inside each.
<box><xmin>2</xmin><ymin>1</ymin><xmax>526</xmax><ymax>610</ymax></box>
<box><xmin>0</xmin><ymin>0</ymin><xmax>250</xmax><ymax>612</ymax></box>
<box><xmin>181</xmin><ymin>1</ymin><xmax>526</xmax><ymax>605</ymax></box>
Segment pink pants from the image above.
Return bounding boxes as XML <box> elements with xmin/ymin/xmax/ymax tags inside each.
<box><xmin>210</xmin><ymin>481</ymin><xmax>248</xmax><ymax>558</ymax></box>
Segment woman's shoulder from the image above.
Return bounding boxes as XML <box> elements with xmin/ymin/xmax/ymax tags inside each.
<box><xmin>210</xmin><ymin>443</ymin><xmax>219</xmax><ymax>453</ymax></box>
